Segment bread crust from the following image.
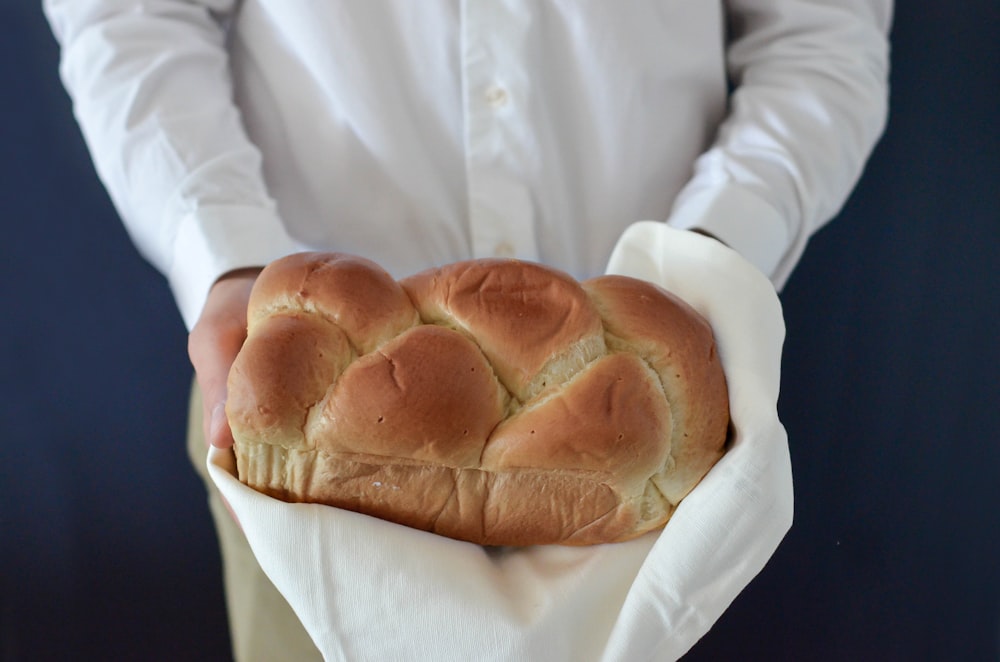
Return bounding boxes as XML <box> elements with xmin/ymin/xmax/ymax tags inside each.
<box><xmin>227</xmin><ymin>253</ymin><xmax>730</xmax><ymax>546</ymax></box>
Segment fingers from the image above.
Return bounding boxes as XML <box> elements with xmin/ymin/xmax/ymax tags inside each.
<box><xmin>208</xmin><ymin>399</ymin><xmax>234</xmax><ymax>450</ymax></box>
<box><xmin>188</xmin><ymin>268</ymin><xmax>262</xmax><ymax>449</ymax></box>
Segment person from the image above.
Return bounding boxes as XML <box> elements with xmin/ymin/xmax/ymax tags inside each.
<box><xmin>44</xmin><ymin>1</ymin><xmax>893</xmax><ymax>659</ymax></box>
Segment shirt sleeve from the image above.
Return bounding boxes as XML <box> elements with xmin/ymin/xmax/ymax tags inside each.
<box><xmin>662</xmin><ymin>0</ymin><xmax>893</xmax><ymax>288</ymax></box>
<box><xmin>44</xmin><ymin>0</ymin><xmax>300</xmax><ymax>329</ymax></box>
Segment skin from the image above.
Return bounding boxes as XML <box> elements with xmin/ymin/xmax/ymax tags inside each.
<box><xmin>187</xmin><ymin>267</ymin><xmax>263</xmax><ymax>449</ymax></box>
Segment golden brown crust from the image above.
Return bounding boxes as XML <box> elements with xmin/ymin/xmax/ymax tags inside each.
<box><xmin>400</xmin><ymin>259</ymin><xmax>606</xmax><ymax>402</ymax></box>
<box><xmin>581</xmin><ymin>275</ymin><xmax>730</xmax><ymax>503</ymax></box>
<box><xmin>227</xmin><ymin>255</ymin><xmax>730</xmax><ymax>546</ymax></box>
<box><xmin>226</xmin><ymin>312</ymin><xmax>353</xmax><ymax>450</ymax></box>
<box><xmin>311</xmin><ymin>325</ymin><xmax>508</xmax><ymax>466</ymax></box>
<box><xmin>248</xmin><ymin>252</ymin><xmax>420</xmax><ymax>353</ymax></box>
<box><xmin>482</xmin><ymin>353</ymin><xmax>671</xmax><ymax>486</ymax></box>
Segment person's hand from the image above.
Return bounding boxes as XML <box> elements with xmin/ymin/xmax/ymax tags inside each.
<box><xmin>188</xmin><ymin>268</ymin><xmax>262</xmax><ymax>449</ymax></box>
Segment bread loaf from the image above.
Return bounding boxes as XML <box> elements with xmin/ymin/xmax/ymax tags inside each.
<box><xmin>226</xmin><ymin>252</ymin><xmax>730</xmax><ymax>546</ymax></box>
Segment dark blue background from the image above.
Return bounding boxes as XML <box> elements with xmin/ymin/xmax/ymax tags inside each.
<box><xmin>2</xmin><ymin>3</ymin><xmax>997</xmax><ymax>660</ymax></box>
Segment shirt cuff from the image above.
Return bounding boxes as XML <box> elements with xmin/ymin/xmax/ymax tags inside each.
<box><xmin>665</xmin><ymin>186</ymin><xmax>789</xmax><ymax>281</ymax></box>
<box><xmin>168</xmin><ymin>205</ymin><xmax>301</xmax><ymax>329</ymax></box>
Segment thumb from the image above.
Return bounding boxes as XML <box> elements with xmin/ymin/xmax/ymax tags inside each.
<box><xmin>208</xmin><ymin>393</ymin><xmax>235</xmax><ymax>450</ymax></box>
<box><xmin>188</xmin><ymin>268</ymin><xmax>261</xmax><ymax>449</ymax></box>
<box><xmin>192</xmin><ymin>327</ymin><xmax>242</xmax><ymax>449</ymax></box>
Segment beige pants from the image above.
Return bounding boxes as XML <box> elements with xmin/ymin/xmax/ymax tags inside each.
<box><xmin>187</xmin><ymin>383</ymin><xmax>324</xmax><ymax>662</ymax></box>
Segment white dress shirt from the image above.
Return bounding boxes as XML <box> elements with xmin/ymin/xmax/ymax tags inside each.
<box><xmin>45</xmin><ymin>0</ymin><xmax>891</xmax><ymax>329</ymax></box>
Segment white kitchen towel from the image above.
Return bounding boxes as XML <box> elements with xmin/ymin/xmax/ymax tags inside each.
<box><xmin>208</xmin><ymin>223</ymin><xmax>793</xmax><ymax>661</ymax></box>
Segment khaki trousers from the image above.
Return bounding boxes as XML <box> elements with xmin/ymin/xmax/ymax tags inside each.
<box><xmin>187</xmin><ymin>383</ymin><xmax>324</xmax><ymax>662</ymax></box>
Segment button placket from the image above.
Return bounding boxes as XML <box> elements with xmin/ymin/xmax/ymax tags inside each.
<box><xmin>460</xmin><ymin>0</ymin><xmax>537</xmax><ymax>262</ymax></box>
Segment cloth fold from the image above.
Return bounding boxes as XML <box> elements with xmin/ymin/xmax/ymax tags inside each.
<box><xmin>208</xmin><ymin>225</ymin><xmax>792</xmax><ymax>661</ymax></box>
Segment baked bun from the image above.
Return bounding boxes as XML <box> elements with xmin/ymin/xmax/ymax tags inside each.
<box><xmin>226</xmin><ymin>253</ymin><xmax>730</xmax><ymax>546</ymax></box>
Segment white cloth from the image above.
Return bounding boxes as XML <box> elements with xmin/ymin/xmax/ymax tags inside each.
<box><xmin>44</xmin><ymin>0</ymin><xmax>891</xmax><ymax>328</ymax></box>
<box><xmin>207</xmin><ymin>227</ymin><xmax>792</xmax><ymax>661</ymax></box>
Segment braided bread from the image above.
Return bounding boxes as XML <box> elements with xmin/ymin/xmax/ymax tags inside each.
<box><xmin>226</xmin><ymin>252</ymin><xmax>729</xmax><ymax>546</ymax></box>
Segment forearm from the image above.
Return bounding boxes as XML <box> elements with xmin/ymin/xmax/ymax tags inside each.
<box><xmin>667</xmin><ymin>0</ymin><xmax>893</xmax><ymax>286</ymax></box>
<box><xmin>44</xmin><ymin>0</ymin><xmax>298</xmax><ymax>327</ymax></box>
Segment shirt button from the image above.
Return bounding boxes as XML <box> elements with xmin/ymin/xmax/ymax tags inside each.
<box><xmin>493</xmin><ymin>241</ymin><xmax>515</xmax><ymax>257</ymax></box>
<box><xmin>484</xmin><ymin>85</ymin><xmax>509</xmax><ymax>108</ymax></box>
